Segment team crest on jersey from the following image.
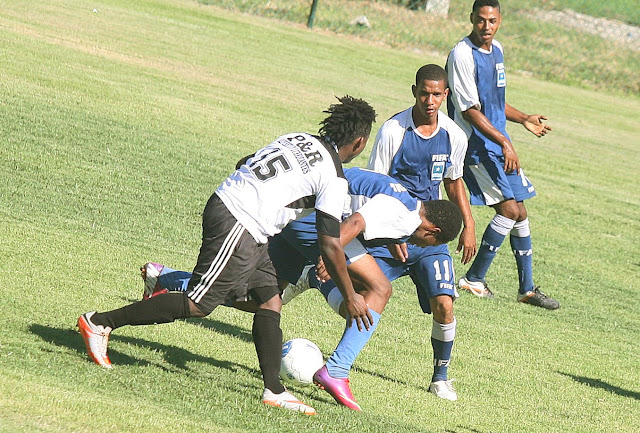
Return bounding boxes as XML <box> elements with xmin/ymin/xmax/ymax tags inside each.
<box><xmin>496</xmin><ymin>62</ymin><xmax>506</xmax><ymax>88</ymax></box>
<box><xmin>431</xmin><ymin>161</ymin><xmax>445</xmax><ymax>181</ymax></box>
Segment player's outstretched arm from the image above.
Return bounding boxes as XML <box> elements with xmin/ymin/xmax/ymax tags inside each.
<box><xmin>318</xmin><ymin>232</ymin><xmax>373</xmax><ymax>331</ymax></box>
<box><xmin>523</xmin><ymin>114</ymin><xmax>552</xmax><ymax>137</ymax></box>
<box><xmin>505</xmin><ymin>103</ymin><xmax>552</xmax><ymax>138</ymax></box>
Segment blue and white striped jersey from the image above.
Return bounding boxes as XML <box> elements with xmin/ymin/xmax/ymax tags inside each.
<box><xmin>367</xmin><ymin>107</ymin><xmax>467</xmax><ymax>201</ymax></box>
<box><xmin>446</xmin><ymin>37</ymin><xmax>510</xmax><ymax>164</ymax></box>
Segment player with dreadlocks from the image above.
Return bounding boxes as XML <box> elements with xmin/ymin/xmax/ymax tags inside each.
<box><xmin>76</xmin><ymin>95</ymin><xmax>377</xmax><ymax>415</ymax></box>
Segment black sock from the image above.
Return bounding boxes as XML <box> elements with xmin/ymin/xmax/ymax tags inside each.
<box><xmin>91</xmin><ymin>293</ymin><xmax>191</xmax><ymax>330</ymax></box>
<box><xmin>252</xmin><ymin>308</ymin><xmax>285</xmax><ymax>394</ymax></box>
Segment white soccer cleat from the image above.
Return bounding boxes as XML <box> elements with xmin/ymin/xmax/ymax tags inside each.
<box><xmin>429</xmin><ymin>379</ymin><xmax>457</xmax><ymax>401</ymax></box>
<box><xmin>262</xmin><ymin>388</ymin><xmax>316</xmax><ymax>415</ymax></box>
<box><xmin>458</xmin><ymin>276</ymin><xmax>494</xmax><ymax>298</ymax></box>
<box><xmin>281</xmin><ymin>265</ymin><xmax>314</xmax><ymax>305</ymax></box>
<box><xmin>77</xmin><ymin>311</ymin><xmax>112</xmax><ymax>369</ymax></box>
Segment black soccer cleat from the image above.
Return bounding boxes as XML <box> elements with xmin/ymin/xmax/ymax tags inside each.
<box><xmin>517</xmin><ymin>287</ymin><xmax>560</xmax><ymax>310</ymax></box>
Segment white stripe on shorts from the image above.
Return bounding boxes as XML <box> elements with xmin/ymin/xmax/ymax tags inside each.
<box><xmin>343</xmin><ymin>238</ymin><xmax>368</xmax><ymax>265</ymax></box>
<box><xmin>467</xmin><ymin>163</ymin><xmax>504</xmax><ymax>206</ymax></box>
<box><xmin>189</xmin><ymin>221</ymin><xmax>245</xmax><ymax>304</ymax></box>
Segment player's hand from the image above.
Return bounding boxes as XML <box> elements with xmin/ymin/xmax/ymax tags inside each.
<box><xmin>344</xmin><ymin>293</ymin><xmax>373</xmax><ymax>331</ymax></box>
<box><xmin>387</xmin><ymin>243</ymin><xmax>408</xmax><ymax>262</ymax></box>
<box><xmin>523</xmin><ymin>115</ymin><xmax>552</xmax><ymax>137</ymax></box>
<box><xmin>502</xmin><ymin>143</ymin><xmax>520</xmax><ymax>174</ymax></box>
<box><xmin>455</xmin><ymin>227</ymin><xmax>477</xmax><ymax>264</ymax></box>
<box><xmin>314</xmin><ymin>256</ymin><xmax>330</xmax><ymax>283</ymax></box>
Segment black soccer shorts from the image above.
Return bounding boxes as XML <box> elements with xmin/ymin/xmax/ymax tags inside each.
<box><xmin>185</xmin><ymin>194</ymin><xmax>279</xmax><ymax>315</ymax></box>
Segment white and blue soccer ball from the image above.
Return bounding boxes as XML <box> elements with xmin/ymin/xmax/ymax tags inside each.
<box><xmin>280</xmin><ymin>338</ymin><xmax>324</xmax><ymax>385</ymax></box>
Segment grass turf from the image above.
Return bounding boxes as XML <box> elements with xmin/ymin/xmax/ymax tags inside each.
<box><xmin>0</xmin><ymin>1</ymin><xmax>638</xmax><ymax>432</ymax></box>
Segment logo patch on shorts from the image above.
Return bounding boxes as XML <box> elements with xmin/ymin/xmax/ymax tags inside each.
<box><xmin>431</xmin><ymin>161</ymin><xmax>445</xmax><ymax>181</ymax></box>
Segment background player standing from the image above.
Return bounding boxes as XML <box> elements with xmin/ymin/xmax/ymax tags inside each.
<box><xmin>446</xmin><ymin>0</ymin><xmax>559</xmax><ymax>309</ymax></box>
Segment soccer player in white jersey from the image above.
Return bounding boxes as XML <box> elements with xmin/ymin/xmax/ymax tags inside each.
<box><xmin>446</xmin><ymin>0</ymin><xmax>559</xmax><ymax>309</ymax></box>
<box><xmin>363</xmin><ymin>64</ymin><xmax>475</xmax><ymax>401</ymax></box>
<box><xmin>141</xmin><ymin>167</ymin><xmax>463</xmax><ymax>410</ymax></box>
<box><xmin>75</xmin><ymin>96</ymin><xmax>377</xmax><ymax>415</ymax></box>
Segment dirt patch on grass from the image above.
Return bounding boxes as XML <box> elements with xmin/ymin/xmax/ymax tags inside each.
<box><xmin>534</xmin><ymin>9</ymin><xmax>640</xmax><ymax>52</ymax></box>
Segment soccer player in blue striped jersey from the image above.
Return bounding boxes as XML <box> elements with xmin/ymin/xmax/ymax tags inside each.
<box><xmin>364</xmin><ymin>64</ymin><xmax>476</xmax><ymax>401</ymax></box>
<box><xmin>446</xmin><ymin>0</ymin><xmax>559</xmax><ymax>309</ymax></box>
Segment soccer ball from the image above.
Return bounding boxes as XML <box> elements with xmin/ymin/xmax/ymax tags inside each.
<box><xmin>280</xmin><ymin>338</ymin><xmax>324</xmax><ymax>385</ymax></box>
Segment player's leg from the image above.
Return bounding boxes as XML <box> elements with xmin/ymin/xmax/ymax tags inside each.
<box><xmin>509</xmin><ymin>202</ymin><xmax>560</xmax><ymax>309</ymax></box>
<box><xmin>320</xmin><ymin>254</ymin><xmax>389</xmax><ymax>376</ymax></box>
<box><xmin>245</xmin><ymin>256</ymin><xmax>316</xmax><ymax>415</ymax></box>
<box><xmin>80</xmin><ymin>195</ymin><xmax>245</xmax><ymax>367</ymax></box>
<box><xmin>141</xmin><ymin>262</ymin><xmax>192</xmax><ymax>299</ymax></box>
<box><xmin>314</xmin><ymin>253</ymin><xmax>404</xmax><ymax>411</ymax></box>
<box><xmin>408</xmin><ymin>247</ymin><xmax>458</xmax><ymax>401</ymax></box>
<box><xmin>465</xmin><ymin>197</ymin><xmax>518</xmax><ymax>285</ymax></box>
<box><xmin>275</xmin><ymin>214</ymin><xmax>322</xmax><ymax>304</ymax></box>
<box><xmin>460</xmin><ymin>157</ymin><xmax>530</xmax><ymax>297</ymax></box>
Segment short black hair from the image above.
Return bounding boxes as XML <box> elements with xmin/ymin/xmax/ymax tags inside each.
<box><xmin>318</xmin><ymin>95</ymin><xmax>377</xmax><ymax>149</ymax></box>
<box><xmin>472</xmin><ymin>0</ymin><xmax>500</xmax><ymax>13</ymax></box>
<box><xmin>416</xmin><ymin>64</ymin><xmax>448</xmax><ymax>87</ymax></box>
<box><xmin>423</xmin><ymin>200</ymin><xmax>463</xmax><ymax>244</ymax></box>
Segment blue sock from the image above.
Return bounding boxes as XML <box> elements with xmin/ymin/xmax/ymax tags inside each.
<box><xmin>510</xmin><ymin>219</ymin><xmax>534</xmax><ymax>294</ymax></box>
<box><xmin>325</xmin><ymin>309</ymin><xmax>381</xmax><ymax>378</ymax></box>
<box><xmin>466</xmin><ymin>214</ymin><xmax>515</xmax><ymax>282</ymax></box>
<box><xmin>306</xmin><ymin>266</ymin><xmax>321</xmax><ymax>289</ymax></box>
<box><xmin>157</xmin><ymin>266</ymin><xmax>192</xmax><ymax>292</ymax></box>
<box><xmin>431</xmin><ymin>318</ymin><xmax>456</xmax><ymax>382</ymax></box>
<box><xmin>318</xmin><ymin>281</ymin><xmax>345</xmax><ymax>316</ymax></box>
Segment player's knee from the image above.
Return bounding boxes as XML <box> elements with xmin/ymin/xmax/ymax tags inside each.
<box><xmin>371</xmin><ymin>280</ymin><xmax>392</xmax><ymax>302</ymax></box>
<box><xmin>517</xmin><ymin>208</ymin><xmax>528</xmax><ymax>221</ymax></box>
<box><xmin>430</xmin><ymin>295</ymin><xmax>454</xmax><ymax>324</ymax></box>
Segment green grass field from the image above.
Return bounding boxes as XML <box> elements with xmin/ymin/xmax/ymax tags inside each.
<box><xmin>1</xmin><ymin>0</ymin><xmax>639</xmax><ymax>432</ymax></box>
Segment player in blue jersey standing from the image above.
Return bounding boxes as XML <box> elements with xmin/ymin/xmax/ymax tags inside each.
<box><xmin>446</xmin><ymin>0</ymin><xmax>559</xmax><ymax>309</ymax></box>
<box><xmin>362</xmin><ymin>64</ymin><xmax>476</xmax><ymax>401</ymax></box>
<box><xmin>284</xmin><ymin>64</ymin><xmax>475</xmax><ymax>404</ymax></box>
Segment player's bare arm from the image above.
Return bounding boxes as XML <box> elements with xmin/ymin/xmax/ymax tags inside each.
<box><xmin>314</xmin><ymin>213</ymin><xmax>366</xmax><ymax>282</ymax></box>
<box><xmin>443</xmin><ymin>178</ymin><xmax>477</xmax><ymax>264</ymax></box>
<box><xmin>462</xmin><ymin>106</ymin><xmax>520</xmax><ymax>173</ymax></box>
<box><xmin>317</xmin><ymin>232</ymin><xmax>373</xmax><ymax>331</ymax></box>
<box><xmin>505</xmin><ymin>103</ymin><xmax>552</xmax><ymax>138</ymax></box>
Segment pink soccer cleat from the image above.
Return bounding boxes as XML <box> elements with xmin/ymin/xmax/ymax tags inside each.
<box><xmin>313</xmin><ymin>365</ymin><xmax>361</xmax><ymax>411</ymax></box>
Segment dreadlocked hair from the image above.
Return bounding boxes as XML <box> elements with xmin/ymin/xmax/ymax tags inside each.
<box><xmin>318</xmin><ymin>95</ymin><xmax>377</xmax><ymax>149</ymax></box>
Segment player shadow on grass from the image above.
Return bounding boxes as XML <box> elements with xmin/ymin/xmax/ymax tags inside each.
<box><xmin>183</xmin><ymin>317</ymin><xmax>253</xmax><ymax>343</ymax></box>
<box><xmin>351</xmin><ymin>366</ymin><xmax>431</xmax><ymax>393</ymax></box>
<box><xmin>558</xmin><ymin>371</ymin><xmax>640</xmax><ymax>400</ymax></box>
<box><xmin>28</xmin><ymin>323</ymin><xmax>260</xmax><ymax>379</ymax></box>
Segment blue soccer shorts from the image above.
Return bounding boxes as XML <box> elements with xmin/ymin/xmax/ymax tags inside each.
<box><xmin>463</xmin><ymin>152</ymin><xmax>536</xmax><ymax>206</ymax></box>
<box><xmin>367</xmin><ymin>243</ymin><xmax>458</xmax><ymax>314</ymax></box>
